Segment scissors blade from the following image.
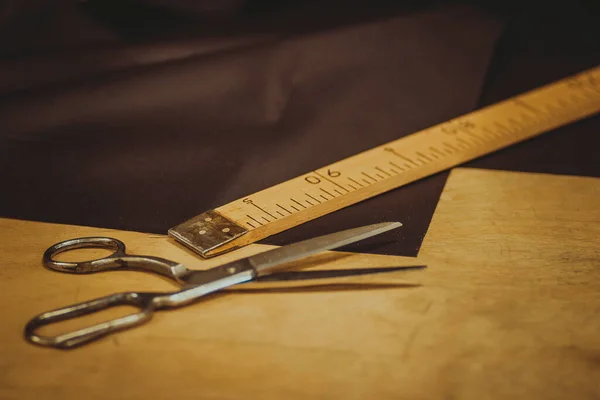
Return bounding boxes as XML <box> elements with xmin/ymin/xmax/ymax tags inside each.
<box><xmin>247</xmin><ymin>222</ymin><xmax>402</xmax><ymax>275</ymax></box>
<box><xmin>254</xmin><ymin>264</ymin><xmax>426</xmax><ymax>281</ymax></box>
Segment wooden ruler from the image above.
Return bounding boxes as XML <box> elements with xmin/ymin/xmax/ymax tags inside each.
<box><xmin>169</xmin><ymin>66</ymin><xmax>600</xmax><ymax>258</ymax></box>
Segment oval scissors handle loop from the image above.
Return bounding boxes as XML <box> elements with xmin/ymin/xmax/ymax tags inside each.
<box><xmin>43</xmin><ymin>237</ymin><xmax>127</xmax><ymax>273</ymax></box>
<box><xmin>43</xmin><ymin>236</ymin><xmax>188</xmax><ymax>281</ymax></box>
<box><xmin>24</xmin><ymin>291</ymin><xmax>158</xmax><ymax>349</ymax></box>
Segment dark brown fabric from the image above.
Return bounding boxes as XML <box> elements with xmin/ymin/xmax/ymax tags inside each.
<box><xmin>0</xmin><ymin>1</ymin><xmax>598</xmax><ymax>257</ymax></box>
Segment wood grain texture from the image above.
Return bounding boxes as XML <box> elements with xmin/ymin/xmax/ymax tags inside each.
<box><xmin>1</xmin><ymin>167</ymin><xmax>600</xmax><ymax>399</ymax></box>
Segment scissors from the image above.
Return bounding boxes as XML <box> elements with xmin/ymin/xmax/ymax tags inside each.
<box><xmin>25</xmin><ymin>222</ymin><xmax>425</xmax><ymax>349</ymax></box>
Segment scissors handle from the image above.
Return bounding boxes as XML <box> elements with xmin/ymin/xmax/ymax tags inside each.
<box><xmin>25</xmin><ymin>260</ymin><xmax>258</xmax><ymax>349</ymax></box>
<box><xmin>43</xmin><ymin>237</ymin><xmax>187</xmax><ymax>281</ymax></box>
<box><xmin>24</xmin><ymin>291</ymin><xmax>158</xmax><ymax>349</ymax></box>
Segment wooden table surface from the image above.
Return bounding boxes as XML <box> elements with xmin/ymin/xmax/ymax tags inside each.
<box><xmin>1</xmin><ymin>168</ymin><xmax>599</xmax><ymax>399</ymax></box>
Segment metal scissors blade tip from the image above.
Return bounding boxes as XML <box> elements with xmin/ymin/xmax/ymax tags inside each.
<box><xmin>248</xmin><ymin>222</ymin><xmax>403</xmax><ymax>274</ymax></box>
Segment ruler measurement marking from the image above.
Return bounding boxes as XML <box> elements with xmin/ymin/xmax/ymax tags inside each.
<box><xmin>247</xmin><ymin>215</ymin><xmax>263</xmax><ymax>226</ymax></box>
<box><xmin>390</xmin><ymin>169</ymin><xmax>399</xmax><ymax>175</ymax></box>
<box><xmin>492</xmin><ymin>126</ymin><xmax>508</xmax><ymax>138</ymax></box>
<box><xmin>456</xmin><ymin>138</ymin><xmax>472</xmax><ymax>148</ymax></box>
<box><xmin>517</xmin><ymin>113</ymin><xmax>536</xmax><ymax>124</ymax></box>
<box><xmin>416</xmin><ymin>152</ymin><xmax>433</xmax><ymax>162</ymax></box>
<box><xmin>492</xmin><ymin>124</ymin><xmax>508</xmax><ymax>137</ymax></box>
<box><xmin>305</xmin><ymin>199</ymin><xmax>314</xmax><ymax>206</ymax></box>
<box><xmin>464</xmin><ymin>134</ymin><xmax>484</xmax><ymax>146</ymax></box>
<box><xmin>250</xmin><ymin>202</ymin><xmax>277</xmax><ymax>219</ymax></box>
<box><xmin>348</xmin><ymin>177</ymin><xmax>364</xmax><ymax>188</ymax></box>
<box><xmin>320</xmin><ymin>194</ymin><xmax>329</xmax><ymax>201</ymax></box>
<box><xmin>389</xmin><ymin>161</ymin><xmax>405</xmax><ymax>171</ymax></box>
<box><xmin>290</xmin><ymin>198</ymin><xmax>307</xmax><ymax>209</ymax></box>
<box><xmin>276</xmin><ymin>210</ymin><xmax>285</xmax><ymax>217</ymax></box>
<box><xmin>387</xmin><ymin>148</ymin><xmax>420</xmax><ymax>166</ymax></box>
<box><xmin>262</xmin><ymin>216</ymin><xmax>270</xmax><ymax>223</ymax></box>
<box><xmin>401</xmin><ymin>155</ymin><xmax>419</xmax><ymax>166</ymax></box>
<box><xmin>429</xmin><ymin>146</ymin><xmax>445</xmax><ymax>157</ymax></box>
<box><xmin>494</xmin><ymin>122</ymin><xmax>513</xmax><ymax>136</ymax></box>
<box><xmin>348</xmin><ymin>184</ymin><xmax>357</xmax><ymax>190</ymax></box>
<box><xmin>519</xmin><ymin>110</ymin><xmax>537</xmax><ymax>120</ymax></box>
<box><xmin>305</xmin><ymin>193</ymin><xmax>322</xmax><ymax>204</ymax></box>
<box><xmin>290</xmin><ymin>204</ymin><xmax>300</xmax><ymax>212</ymax></box>
<box><xmin>334</xmin><ymin>188</ymin><xmax>345</xmax><ymax>195</ymax></box>
<box><xmin>314</xmin><ymin>171</ymin><xmax>351</xmax><ymax>193</ymax></box>
<box><xmin>514</xmin><ymin>99</ymin><xmax>546</xmax><ymax>116</ymax></box>
<box><xmin>442</xmin><ymin>142</ymin><xmax>459</xmax><ymax>152</ymax></box>
<box><xmin>276</xmin><ymin>204</ymin><xmax>293</xmax><ymax>215</ymax></box>
<box><xmin>462</xmin><ymin>128</ymin><xmax>486</xmax><ymax>143</ymax></box>
<box><xmin>481</xmin><ymin>127</ymin><xmax>502</xmax><ymax>139</ymax></box>
<box><xmin>247</xmin><ymin>221</ymin><xmax>256</xmax><ymax>229</ymax></box>
<box><xmin>508</xmin><ymin>117</ymin><xmax>526</xmax><ymax>131</ymax></box>
<box><xmin>320</xmin><ymin>188</ymin><xmax>336</xmax><ymax>198</ymax></box>
<box><xmin>362</xmin><ymin>179</ymin><xmax>372</xmax><ymax>185</ymax></box>
<box><xmin>362</xmin><ymin>172</ymin><xmax>377</xmax><ymax>182</ymax></box>
<box><xmin>376</xmin><ymin>173</ymin><xmax>385</xmax><ymax>179</ymax></box>
<box><xmin>375</xmin><ymin>166</ymin><xmax>392</xmax><ymax>177</ymax></box>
